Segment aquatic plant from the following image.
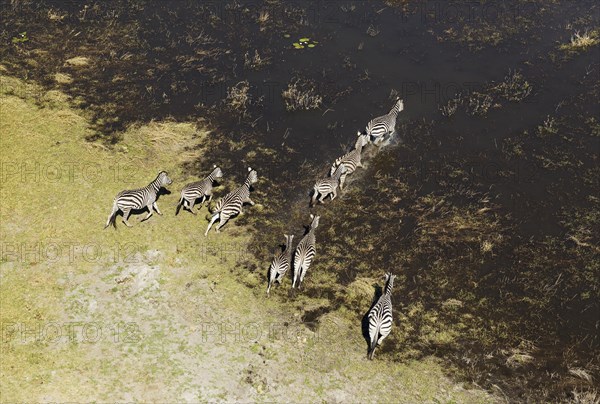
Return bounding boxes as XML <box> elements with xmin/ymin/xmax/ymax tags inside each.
<box><xmin>281</xmin><ymin>78</ymin><xmax>323</xmax><ymax>111</ymax></box>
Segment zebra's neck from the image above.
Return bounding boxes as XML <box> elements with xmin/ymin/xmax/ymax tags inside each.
<box><xmin>206</xmin><ymin>172</ymin><xmax>215</xmax><ymax>183</ymax></box>
<box><xmin>384</xmin><ymin>279</ymin><xmax>394</xmax><ymax>295</ymax></box>
<box><xmin>243</xmin><ymin>176</ymin><xmax>253</xmax><ymax>189</ymax></box>
<box><xmin>148</xmin><ymin>177</ymin><xmax>162</xmax><ymax>193</ymax></box>
<box><xmin>389</xmin><ymin>101</ymin><xmax>402</xmax><ymax>116</ymax></box>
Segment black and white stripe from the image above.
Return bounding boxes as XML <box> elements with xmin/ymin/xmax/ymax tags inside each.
<box><xmin>267</xmin><ymin>234</ymin><xmax>295</xmax><ymax>295</ymax></box>
<box><xmin>105</xmin><ymin>171</ymin><xmax>173</xmax><ymax>228</ymax></box>
<box><xmin>367</xmin><ymin>272</ymin><xmax>396</xmax><ymax>359</ymax></box>
<box><xmin>311</xmin><ymin>165</ymin><xmax>346</xmax><ymax>206</ymax></box>
<box><xmin>329</xmin><ymin>133</ymin><xmax>369</xmax><ymax>190</ymax></box>
<box><xmin>176</xmin><ymin>165</ymin><xmax>223</xmax><ymax>215</ymax></box>
<box><xmin>204</xmin><ymin>167</ymin><xmax>258</xmax><ymax>236</ymax></box>
<box><xmin>365</xmin><ymin>98</ymin><xmax>404</xmax><ymax>145</ymax></box>
<box><xmin>292</xmin><ymin>214</ymin><xmax>320</xmax><ymax>288</ymax></box>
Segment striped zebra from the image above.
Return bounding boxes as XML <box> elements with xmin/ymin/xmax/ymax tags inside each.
<box><xmin>329</xmin><ymin>132</ymin><xmax>369</xmax><ymax>190</ymax></box>
<box><xmin>266</xmin><ymin>234</ymin><xmax>295</xmax><ymax>295</ymax></box>
<box><xmin>365</xmin><ymin>98</ymin><xmax>404</xmax><ymax>145</ymax></box>
<box><xmin>367</xmin><ymin>272</ymin><xmax>396</xmax><ymax>359</ymax></box>
<box><xmin>292</xmin><ymin>214</ymin><xmax>320</xmax><ymax>288</ymax></box>
<box><xmin>310</xmin><ymin>165</ymin><xmax>346</xmax><ymax>206</ymax></box>
<box><xmin>204</xmin><ymin>167</ymin><xmax>258</xmax><ymax>236</ymax></box>
<box><xmin>105</xmin><ymin>171</ymin><xmax>173</xmax><ymax>228</ymax></box>
<box><xmin>176</xmin><ymin>165</ymin><xmax>223</xmax><ymax>215</ymax></box>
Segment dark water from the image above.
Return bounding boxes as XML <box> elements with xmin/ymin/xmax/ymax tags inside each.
<box><xmin>2</xmin><ymin>0</ymin><xmax>599</xmax><ymax>401</ymax></box>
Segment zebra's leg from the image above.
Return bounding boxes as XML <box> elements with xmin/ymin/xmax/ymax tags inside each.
<box><xmin>152</xmin><ymin>202</ymin><xmax>162</xmax><ymax>215</ymax></box>
<box><xmin>140</xmin><ymin>207</ymin><xmax>154</xmax><ymax>222</ymax></box>
<box><xmin>215</xmin><ymin>214</ymin><xmax>230</xmax><ymax>233</ymax></box>
<box><xmin>246</xmin><ymin>198</ymin><xmax>255</xmax><ymax>206</ymax></box>
<box><xmin>204</xmin><ymin>213</ymin><xmax>220</xmax><ymax>236</ymax></box>
<box><xmin>331</xmin><ymin>188</ymin><xmax>338</xmax><ymax>200</ymax></box>
<box><xmin>310</xmin><ymin>188</ymin><xmax>318</xmax><ymax>206</ymax></box>
<box><xmin>188</xmin><ymin>199</ymin><xmax>197</xmax><ymax>215</ymax></box>
<box><xmin>122</xmin><ymin>208</ymin><xmax>132</xmax><ymax>227</ymax></box>
<box><xmin>206</xmin><ymin>194</ymin><xmax>213</xmax><ymax>206</ymax></box>
<box><xmin>339</xmin><ymin>173</ymin><xmax>347</xmax><ymax>190</ymax></box>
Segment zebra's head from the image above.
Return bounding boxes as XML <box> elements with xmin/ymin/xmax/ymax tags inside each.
<box><xmin>212</xmin><ymin>165</ymin><xmax>223</xmax><ymax>179</ymax></box>
<box><xmin>247</xmin><ymin>167</ymin><xmax>258</xmax><ymax>184</ymax></box>
<box><xmin>158</xmin><ymin>171</ymin><xmax>173</xmax><ymax>186</ymax></box>
<box><xmin>309</xmin><ymin>214</ymin><xmax>320</xmax><ymax>229</ymax></box>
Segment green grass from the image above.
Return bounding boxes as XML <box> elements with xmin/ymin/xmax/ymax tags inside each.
<box><xmin>0</xmin><ymin>74</ymin><xmax>497</xmax><ymax>402</ymax></box>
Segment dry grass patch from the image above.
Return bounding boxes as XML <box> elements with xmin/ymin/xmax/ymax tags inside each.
<box><xmin>281</xmin><ymin>78</ymin><xmax>323</xmax><ymax>112</ymax></box>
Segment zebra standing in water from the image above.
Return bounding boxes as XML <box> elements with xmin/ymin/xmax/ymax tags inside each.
<box><xmin>176</xmin><ymin>165</ymin><xmax>223</xmax><ymax>215</ymax></box>
<box><xmin>310</xmin><ymin>165</ymin><xmax>346</xmax><ymax>206</ymax></box>
<box><xmin>329</xmin><ymin>132</ymin><xmax>369</xmax><ymax>190</ymax></box>
<box><xmin>367</xmin><ymin>272</ymin><xmax>396</xmax><ymax>359</ymax></box>
<box><xmin>204</xmin><ymin>167</ymin><xmax>258</xmax><ymax>236</ymax></box>
<box><xmin>292</xmin><ymin>214</ymin><xmax>320</xmax><ymax>288</ymax></box>
<box><xmin>266</xmin><ymin>234</ymin><xmax>294</xmax><ymax>295</ymax></box>
<box><xmin>105</xmin><ymin>171</ymin><xmax>173</xmax><ymax>228</ymax></box>
<box><xmin>365</xmin><ymin>98</ymin><xmax>404</xmax><ymax>146</ymax></box>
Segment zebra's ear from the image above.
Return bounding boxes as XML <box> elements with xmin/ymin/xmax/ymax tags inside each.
<box><xmin>310</xmin><ymin>213</ymin><xmax>314</xmax><ymax>220</ymax></box>
<box><xmin>248</xmin><ymin>167</ymin><xmax>252</xmax><ymax>172</ymax></box>
<box><xmin>213</xmin><ymin>164</ymin><xmax>217</xmax><ymax>168</ymax></box>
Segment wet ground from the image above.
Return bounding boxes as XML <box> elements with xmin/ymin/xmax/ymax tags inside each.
<box><xmin>2</xmin><ymin>0</ymin><xmax>599</xmax><ymax>401</ymax></box>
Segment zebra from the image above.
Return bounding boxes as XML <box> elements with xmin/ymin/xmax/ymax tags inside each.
<box><xmin>310</xmin><ymin>165</ymin><xmax>346</xmax><ymax>206</ymax></box>
<box><xmin>105</xmin><ymin>171</ymin><xmax>173</xmax><ymax>228</ymax></box>
<box><xmin>367</xmin><ymin>272</ymin><xmax>396</xmax><ymax>359</ymax></box>
<box><xmin>266</xmin><ymin>234</ymin><xmax>295</xmax><ymax>295</ymax></box>
<box><xmin>204</xmin><ymin>167</ymin><xmax>258</xmax><ymax>236</ymax></box>
<box><xmin>292</xmin><ymin>214</ymin><xmax>320</xmax><ymax>288</ymax></box>
<box><xmin>176</xmin><ymin>165</ymin><xmax>223</xmax><ymax>215</ymax></box>
<box><xmin>329</xmin><ymin>132</ymin><xmax>369</xmax><ymax>190</ymax></box>
<box><xmin>365</xmin><ymin>98</ymin><xmax>404</xmax><ymax>146</ymax></box>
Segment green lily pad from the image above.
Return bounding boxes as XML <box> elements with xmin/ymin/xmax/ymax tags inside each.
<box><xmin>284</xmin><ymin>34</ymin><xmax>290</xmax><ymax>38</ymax></box>
<box><xmin>299</xmin><ymin>37</ymin><xmax>310</xmax><ymax>42</ymax></box>
<box><xmin>307</xmin><ymin>44</ymin><xmax>315</xmax><ymax>48</ymax></box>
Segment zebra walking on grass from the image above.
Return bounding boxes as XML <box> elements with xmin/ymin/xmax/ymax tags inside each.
<box><xmin>367</xmin><ymin>272</ymin><xmax>396</xmax><ymax>359</ymax></box>
<box><xmin>105</xmin><ymin>171</ymin><xmax>173</xmax><ymax>228</ymax></box>
<box><xmin>365</xmin><ymin>98</ymin><xmax>404</xmax><ymax>146</ymax></box>
<box><xmin>311</xmin><ymin>165</ymin><xmax>346</xmax><ymax>206</ymax></box>
<box><xmin>329</xmin><ymin>132</ymin><xmax>369</xmax><ymax>190</ymax></box>
<box><xmin>292</xmin><ymin>214</ymin><xmax>320</xmax><ymax>288</ymax></box>
<box><xmin>267</xmin><ymin>234</ymin><xmax>294</xmax><ymax>295</ymax></box>
<box><xmin>176</xmin><ymin>165</ymin><xmax>223</xmax><ymax>215</ymax></box>
<box><xmin>204</xmin><ymin>167</ymin><xmax>258</xmax><ymax>236</ymax></box>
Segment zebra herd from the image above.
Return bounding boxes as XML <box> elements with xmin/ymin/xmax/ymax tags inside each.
<box><xmin>104</xmin><ymin>98</ymin><xmax>404</xmax><ymax>359</ymax></box>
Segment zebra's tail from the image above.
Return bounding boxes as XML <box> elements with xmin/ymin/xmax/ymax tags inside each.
<box><xmin>367</xmin><ymin>327</ymin><xmax>380</xmax><ymax>360</ymax></box>
<box><xmin>104</xmin><ymin>201</ymin><xmax>118</xmax><ymax>229</ymax></box>
<box><xmin>175</xmin><ymin>195</ymin><xmax>184</xmax><ymax>215</ymax></box>
<box><xmin>204</xmin><ymin>213</ymin><xmax>219</xmax><ymax>237</ymax></box>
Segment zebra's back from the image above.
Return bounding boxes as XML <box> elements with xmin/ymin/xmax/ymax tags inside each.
<box><xmin>115</xmin><ymin>187</ymin><xmax>152</xmax><ymax>209</ymax></box>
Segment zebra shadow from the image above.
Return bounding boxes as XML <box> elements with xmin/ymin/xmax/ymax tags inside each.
<box><xmin>361</xmin><ymin>283</ymin><xmax>383</xmax><ymax>350</ymax></box>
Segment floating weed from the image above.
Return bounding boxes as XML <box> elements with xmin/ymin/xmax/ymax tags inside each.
<box><xmin>291</xmin><ymin>37</ymin><xmax>318</xmax><ymax>50</ymax></box>
<box><xmin>11</xmin><ymin>31</ymin><xmax>29</xmax><ymax>44</ymax></box>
